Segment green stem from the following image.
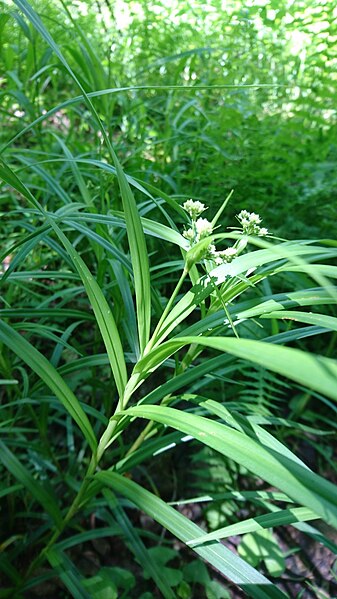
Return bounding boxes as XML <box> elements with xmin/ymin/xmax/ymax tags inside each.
<box><xmin>126</xmin><ymin>419</ymin><xmax>154</xmax><ymax>456</ymax></box>
<box><xmin>25</xmin><ymin>454</ymin><xmax>97</xmax><ymax>580</ymax></box>
<box><xmin>24</xmin><ymin>269</ymin><xmax>189</xmax><ymax>581</ymax></box>
<box><xmin>144</xmin><ymin>267</ymin><xmax>188</xmax><ymax>354</ymax></box>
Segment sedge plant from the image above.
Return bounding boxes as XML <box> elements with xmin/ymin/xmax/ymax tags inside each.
<box><xmin>1</xmin><ymin>1</ymin><xmax>337</xmax><ymax>598</ymax></box>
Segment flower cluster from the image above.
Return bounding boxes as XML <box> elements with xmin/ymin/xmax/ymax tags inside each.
<box><xmin>182</xmin><ymin>199</ymin><xmax>238</xmax><ymax>266</ymax></box>
<box><xmin>182</xmin><ymin>199</ymin><xmax>268</xmax><ymax>269</ymax></box>
<box><xmin>183</xmin><ymin>199</ymin><xmax>206</xmax><ymax>219</ymax></box>
<box><xmin>215</xmin><ymin>247</ymin><xmax>238</xmax><ymax>264</ymax></box>
<box><xmin>236</xmin><ymin>210</ymin><xmax>268</xmax><ymax>236</ymax></box>
<box><xmin>207</xmin><ymin>245</ymin><xmax>237</xmax><ymax>265</ymax></box>
<box><xmin>182</xmin><ymin>200</ymin><xmax>213</xmax><ymax>245</ymax></box>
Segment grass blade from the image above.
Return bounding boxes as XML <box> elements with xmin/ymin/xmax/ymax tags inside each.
<box><xmin>113</xmin><ymin>166</ymin><xmax>151</xmax><ymax>354</ymax></box>
<box><xmin>97</xmin><ymin>472</ymin><xmax>286</xmax><ymax>599</ymax></box>
<box><xmin>0</xmin><ymin>440</ymin><xmax>63</xmax><ymax>529</ymax></box>
<box><xmin>46</xmin><ymin>547</ymin><xmax>92</xmax><ymax>598</ymax></box>
<box><xmin>188</xmin><ymin>507</ymin><xmax>317</xmax><ymax>546</ymax></box>
<box><xmin>261</xmin><ymin>310</ymin><xmax>337</xmax><ymax>331</ymax></box>
<box><xmin>13</xmin><ymin>0</ymin><xmax>151</xmax><ymax>355</ymax></box>
<box><xmin>103</xmin><ymin>489</ymin><xmax>175</xmax><ymax>599</ymax></box>
<box><xmin>134</xmin><ymin>336</ymin><xmax>337</xmax><ymax>402</ymax></box>
<box><xmin>0</xmin><ymin>321</ymin><xmax>97</xmax><ymax>452</ymax></box>
<box><xmin>124</xmin><ymin>405</ymin><xmax>337</xmax><ymax>529</ymax></box>
<box><xmin>47</xmin><ymin>219</ymin><xmax>127</xmax><ymax>400</ymax></box>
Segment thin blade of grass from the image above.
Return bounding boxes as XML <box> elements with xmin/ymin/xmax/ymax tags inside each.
<box><xmin>0</xmin><ymin>158</ymin><xmax>40</xmax><ymax>210</ymax></box>
<box><xmin>114</xmin><ymin>161</ymin><xmax>151</xmax><ymax>353</ymax></box>
<box><xmin>0</xmin><ymin>321</ymin><xmax>97</xmax><ymax>451</ymax></box>
<box><xmin>134</xmin><ymin>336</ymin><xmax>337</xmax><ymax>402</ymax></box>
<box><xmin>47</xmin><ymin>219</ymin><xmax>127</xmax><ymax>399</ymax></box>
<box><xmin>261</xmin><ymin>310</ymin><xmax>337</xmax><ymax>331</ymax></box>
<box><xmin>0</xmin><ymin>440</ymin><xmax>63</xmax><ymax>529</ymax></box>
<box><xmin>188</xmin><ymin>507</ymin><xmax>317</xmax><ymax>546</ymax></box>
<box><xmin>46</xmin><ymin>547</ymin><xmax>92</xmax><ymax>598</ymax></box>
<box><xmin>151</xmin><ymin>242</ymin><xmax>337</xmax><ymax>346</ymax></box>
<box><xmin>103</xmin><ymin>489</ymin><xmax>176</xmax><ymax>599</ymax></box>
<box><xmin>13</xmin><ymin>0</ymin><xmax>151</xmax><ymax>354</ymax></box>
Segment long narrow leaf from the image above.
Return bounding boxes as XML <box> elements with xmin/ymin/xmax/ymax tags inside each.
<box><xmin>114</xmin><ymin>162</ymin><xmax>151</xmax><ymax>354</ymax></box>
<box><xmin>124</xmin><ymin>405</ymin><xmax>337</xmax><ymax>529</ymax></box>
<box><xmin>135</xmin><ymin>336</ymin><xmax>337</xmax><ymax>402</ymax></box>
<box><xmin>188</xmin><ymin>507</ymin><xmax>317</xmax><ymax>546</ymax></box>
<box><xmin>261</xmin><ymin>310</ymin><xmax>337</xmax><ymax>331</ymax></box>
<box><xmin>97</xmin><ymin>472</ymin><xmax>286</xmax><ymax>599</ymax></box>
<box><xmin>0</xmin><ymin>321</ymin><xmax>97</xmax><ymax>451</ymax></box>
<box><xmin>47</xmin><ymin>219</ymin><xmax>127</xmax><ymax>399</ymax></box>
<box><xmin>103</xmin><ymin>489</ymin><xmax>175</xmax><ymax>599</ymax></box>
<box><xmin>0</xmin><ymin>440</ymin><xmax>63</xmax><ymax>529</ymax></box>
<box><xmin>46</xmin><ymin>547</ymin><xmax>92</xmax><ymax>598</ymax></box>
<box><xmin>151</xmin><ymin>242</ymin><xmax>337</xmax><ymax>346</ymax></box>
<box><xmin>13</xmin><ymin>0</ymin><xmax>151</xmax><ymax>355</ymax></box>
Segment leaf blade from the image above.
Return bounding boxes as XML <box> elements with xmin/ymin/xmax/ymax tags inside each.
<box><xmin>0</xmin><ymin>321</ymin><xmax>97</xmax><ymax>451</ymax></box>
<box><xmin>124</xmin><ymin>405</ymin><xmax>337</xmax><ymax>529</ymax></box>
<box><xmin>96</xmin><ymin>472</ymin><xmax>286</xmax><ymax>599</ymax></box>
<box><xmin>48</xmin><ymin>219</ymin><xmax>127</xmax><ymax>399</ymax></box>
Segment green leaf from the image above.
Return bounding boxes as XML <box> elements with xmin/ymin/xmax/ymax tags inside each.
<box><xmin>152</xmin><ymin>242</ymin><xmax>337</xmax><ymax>346</ymax></box>
<box><xmin>261</xmin><ymin>310</ymin><xmax>337</xmax><ymax>331</ymax></box>
<box><xmin>114</xmin><ymin>161</ymin><xmax>151</xmax><ymax>355</ymax></box>
<box><xmin>135</xmin><ymin>336</ymin><xmax>337</xmax><ymax>402</ymax></box>
<box><xmin>206</xmin><ymin>579</ymin><xmax>231</xmax><ymax>599</ymax></box>
<box><xmin>183</xmin><ymin>395</ymin><xmax>308</xmax><ymax>468</ymax></box>
<box><xmin>64</xmin><ymin>212</ymin><xmax>186</xmax><ymax>248</ymax></box>
<box><xmin>13</xmin><ymin>0</ymin><xmax>151</xmax><ymax>355</ymax></box>
<box><xmin>47</xmin><ymin>219</ymin><xmax>127</xmax><ymax>400</ymax></box>
<box><xmin>0</xmin><ymin>321</ymin><xmax>97</xmax><ymax>452</ymax></box>
<box><xmin>0</xmin><ymin>441</ymin><xmax>63</xmax><ymax>529</ymax></box>
<box><xmin>0</xmin><ymin>159</ymin><xmax>40</xmax><ymax>210</ymax></box>
<box><xmin>97</xmin><ymin>472</ymin><xmax>286</xmax><ymax>599</ymax></box>
<box><xmin>143</xmin><ymin>547</ymin><xmax>183</xmax><ymax>587</ymax></box>
<box><xmin>238</xmin><ymin>530</ymin><xmax>285</xmax><ymax>578</ymax></box>
<box><xmin>47</xmin><ymin>547</ymin><xmax>92</xmax><ymax>598</ymax></box>
<box><xmin>103</xmin><ymin>489</ymin><xmax>176</xmax><ymax>599</ymax></box>
<box><xmin>187</xmin><ymin>507</ymin><xmax>317</xmax><ymax>545</ymax></box>
<box><xmin>83</xmin><ymin>570</ymin><xmax>118</xmax><ymax>599</ymax></box>
<box><xmin>183</xmin><ymin>560</ymin><xmax>210</xmax><ymax>585</ymax></box>
<box><xmin>123</xmin><ymin>405</ymin><xmax>337</xmax><ymax>529</ymax></box>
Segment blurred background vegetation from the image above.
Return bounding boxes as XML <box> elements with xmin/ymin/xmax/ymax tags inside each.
<box><xmin>1</xmin><ymin>0</ymin><xmax>336</xmax><ymax>238</ymax></box>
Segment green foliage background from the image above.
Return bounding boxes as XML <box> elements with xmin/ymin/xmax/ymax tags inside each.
<box><xmin>2</xmin><ymin>0</ymin><xmax>337</xmax><ymax>235</ymax></box>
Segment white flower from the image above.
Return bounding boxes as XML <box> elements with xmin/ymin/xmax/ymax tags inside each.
<box><xmin>216</xmin><ymin>247</ymin><xmax>238</xmax><ymax>263</ymax></box>
<box><xmin>236</xmin><ymin>210</ymin><xmax>266</xmax><ymax>236</ymax></box>
<box><xmin>183</xmin><ymin>199</ymin><xmax>206</xmax><ymax>218</ymax></box>
<box><xmin>237</xmin><ymin>210</ymin><xmax>250</xmax><ymax>220</ymax></box>
<box><xmin>221</xmin><ymin>247</ymin><xmax>238</xmax><ymax>258</ymax></box>
<box><xmin>195</xmin><ymin>218</ymin><xmax>213</xmax><ymax>238</ymax></box>
<box><xmin>249</xmin><ymin>212</ymin><xmax>261</xmax><ymax>224</ymax></box>
<box><xmin>258</xmin><ymin>227</ymin><xmax>268</xmax><ymax>236</ymax></box>
<box><xmin>183</xmin><ymin>228</ymin><xmax>194</xmax><ymax>242</ymax></box>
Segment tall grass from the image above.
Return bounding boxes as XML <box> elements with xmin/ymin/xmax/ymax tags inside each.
<box><xmin>1</xmin><ymin>1</ymin><xmax>337</xmax><ymax>597</ymax></box>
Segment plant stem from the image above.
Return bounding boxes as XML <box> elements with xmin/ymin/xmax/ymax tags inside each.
<box><xmin>24</xmin><ymin>268</ymin><xmax>189</xmax><ymax>582</ymax></box>
<box><xmin>24</xmin><ymin>453</ymin><xmax>98</xmax><ymax>580</ymax></box>
<box><xmin>126</xmin><ymin>419</ymin><xmax>154</xmax><ymax>456</ymax></box>
<box><xmin>144</xmin><ymin>267</ymin><xmax>188</xmax><ymax>354</ymax></box>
